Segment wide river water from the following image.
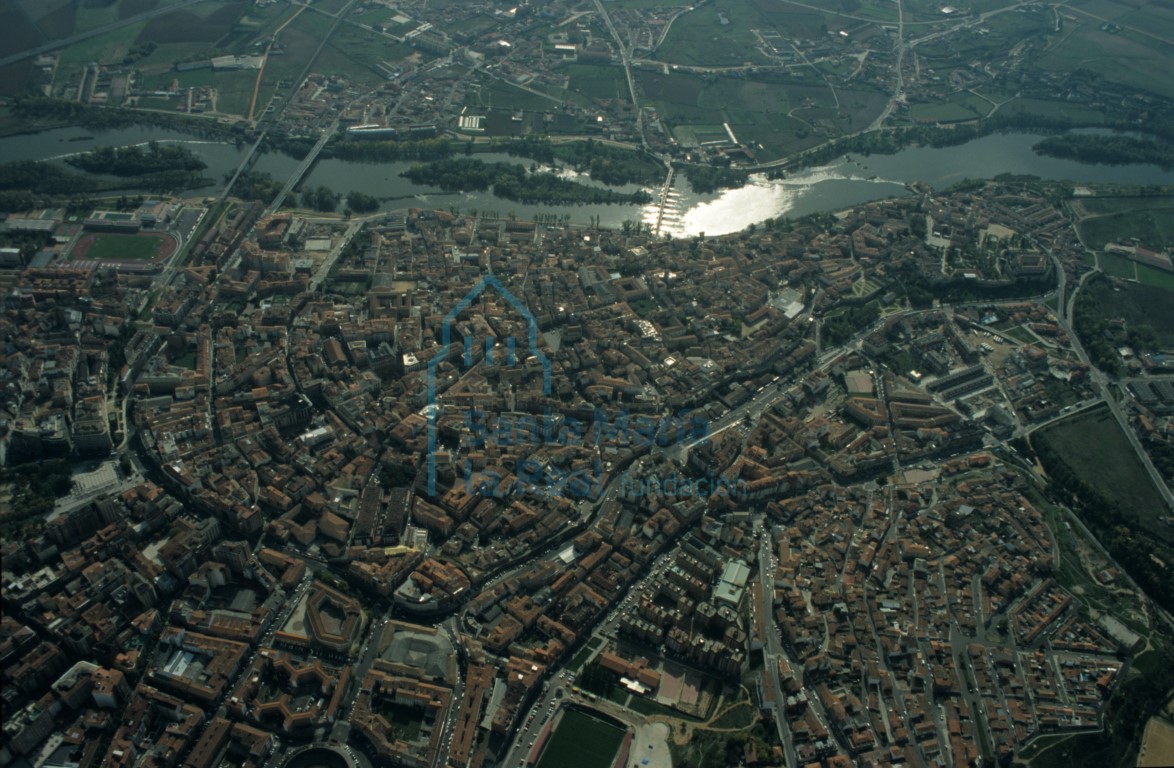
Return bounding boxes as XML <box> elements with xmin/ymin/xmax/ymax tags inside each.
<box><xmin>5</xmin><ymin>125</ymin><xmax>1174</xmax><ymax>236</ymax></box>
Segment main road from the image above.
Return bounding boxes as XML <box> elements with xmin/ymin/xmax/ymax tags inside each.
<box><xmin>1045</xmin><ymin>247</ymin><xmax>1174</xmax><ymax>512</ymax></box>
<box><xmin>593</xmin><ymin>0</ymin><xmax>646</xmax><ymax>150</ymax></box>
<box><xmin>756</xmin><ymin>536</ymin><xmax>799</xmax><ymax>767</ymax></box>
<box><xmin>869</xmin><ymin>0</ymin><xmax>906</xmax><ymax>130</ymax></box>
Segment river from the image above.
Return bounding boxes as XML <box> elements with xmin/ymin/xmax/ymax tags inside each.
<box><xmin>4</xmin><ymin>126</ymin><xmax>1174</xmax><ymax>236</ymax></box>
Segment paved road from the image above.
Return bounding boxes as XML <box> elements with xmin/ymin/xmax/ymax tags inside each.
<box><xmin>869</xmin><ymin>0</ymin><xmax>906</xmax><ymax>131</ymax></box>
<box><xmin>756</xmin><ymin>536</ymin><xmax>799</xmax><ymax>767</ymax></box>
<box><xmin>265</xmin><ymin>125</ymin><xmax>335</xmax><ymax>215</ymax></box>
<box><xmin>1045</xmin><ymin>248</ymin><xmax>1174</xmax><ymax>512</ymax></box>
<box><xmin>593</xmin><ymin>0</ymin><xmax>646</xmax><ymax>149</ymax></box>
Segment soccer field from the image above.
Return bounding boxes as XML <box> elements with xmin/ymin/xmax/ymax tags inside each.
<box><xmin>536</xmin><ymin>710</ymin><xmax>624</xmax><ymax>768</ymax></box>
<box><xmin>83</xmin><ymin>233</ymin><xmax>168</xmax><ymax>261</ymax></box>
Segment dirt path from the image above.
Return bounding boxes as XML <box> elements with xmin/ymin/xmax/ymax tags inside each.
<box><xmin>643</xmin><ymin>687</ymin><xmax>759</xmax><ymax>745</ymax></box>
<box><xmin>248</xmin><ymin>4</ymin><xmax>307</xmax><ymax>122</ymax></box>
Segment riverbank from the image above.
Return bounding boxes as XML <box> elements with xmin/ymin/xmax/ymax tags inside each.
<box><xmin>4</xmin><ymin>121</ymin><xmax>1174</xmax><ymax>237</ymax></box>
<box><xmin>1</xmin><ymin>98</ymin><xmax>247</xmax><ymax>142</ymax></box>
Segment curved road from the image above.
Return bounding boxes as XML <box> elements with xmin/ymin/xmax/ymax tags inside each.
<box><xmin>1046</xmin><ymin>246</ymin><xmax>1174</xmax><ymax>513</ymax></box>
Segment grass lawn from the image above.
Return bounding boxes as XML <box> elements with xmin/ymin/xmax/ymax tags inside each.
<box><xmin>1017</xmin><ymin>734</ymin><xmax>1070</xmax><ymax>762</ymax></box>
<box><xmin>625</xmin><ymin>694</ymin><xmax>703</xmax><ymax>721</ymax></box>
<box><xmin>372</xmin><ymin>701</ymin><xmax>426</xmax><ymax>742</ymax></box>
<box><xmin>568</xmin><ymin>637</ymin><xmax>603</xmax><ymax>671</ymax></box>
<box><xmin>474</xmin><ymin>80</ymin><xmax>561</xmax><ymax>112</ymax></box>
<box><xmin>908</xmin><ymin>100</ymin><xmax>982</xmax><ymax>123</ymax></box>
<box><xmin>1135</xmin><ymin>262</ymin><xmax>1174</xmax><ymax>290</ymax></box>
<box><xmin>604</xmin><ymin>0</ymin><xmax>693</xmax><ymax>7</ymax></box>
<box><xmin>171</xmin><ymin>349</ymin><xmax>197</xmax><ymax>368</ymax></box>
<box><xmin>1033</xmin><ymin>405</ymin><xmax>1169</xmax><ymax>537</ymax></box>
<box><xmin>82</xmin><ymin>233</ymin><xmax>168</xmax><ymax>261</ymax></box>
<box><xmin>536</xmin><ymin>710</ymin><xmax>624</xmax><ymax>768</ymax></box>
<box><xmin>1002</xmin><ymin>325</ymin><xmax>1037</xmax><ymax>344</ymax></box>
<box><xmin>654</xmin><ymin>0</ymin><xmax>770</xmax><ymax>66</ymax></box>
<box><xmin>1079</xmin><ymin>207</ymin><xmax>1174</xmax><ymax>253</ymax></box>
<box><xmin>1036</xmin><ymin>22</ymin><xmax>1174</xmax><ymax>101</ymax></box>
<box><xmin>709</xmin><ymin>702</ymin><xmax>757</xmax><ymax>729</ymax></box>
<box><xmin>1078</xmin><ymin>196</ymin><xmax>1174</xmax><ymax>217</ymax></box>
<box><xmin>57</xmin><ymin>21</ymin><xmax>145</xmax><ymax>69</ymax></box>
<box><xmin>1098</xmin><ymin>251</ymin><xmax>1137</xmax><ymax>280</ymax></box>
<box><xmin>997</xmin><ymin>97</ymin><xmax>1108</xmax><ymax>126</ymax></box>
<box><xmin>568</xmin><ymin>64</ymin><xmax>629</xmax><ymax>101</ymax></box>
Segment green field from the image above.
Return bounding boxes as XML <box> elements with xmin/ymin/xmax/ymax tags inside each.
<box><xmin>1036</xmin><ymin>20</ymin><xmax>1174</xmax><ymax>101</ymax></box>
<box><xmin>1098</xmin><ymin>251</ymin><xmax>1138</xmax><ymax>279</ymax></box>
<box><xmin>1079</xmin><ymin>206</ymin><xmax>1174</xmax><ymax>254</ymax></box>
<box><xmin>1003</xmin><ymin>325</ymin><xmax>1037</xmax><ymax>345</ymax></box>
<box><xmin>57</xmin><ymin>21</ymin><xmax>145</xmax><ymax>69</ymax></box>
<box><xmin>568</xmin><ymin>637</ymin><xmax>603</xmax><ymax>671</ymax></box>
<box><xmin>997</xmin><ymin>97</ymin><xmax>1109</xmax><ymax>126</ymax></box>
<box><xmin>1033</xmin><ymin>405</ymin><xmax>1169</xmax><ymax>534</ymax></box>
<box><xmin>567</xmin><ymin>64</ymin><xmax>629</xmax><ymax>102</ymax></box>
<box><xmin>654</xmin><ymin>0</ymin><xmax>771</xmax><ymax>66</ymax></box>
<box><xmin>536</xmin><ymin>710</ymin><xmax>625</xmax><ymax>768</ymax></box>
<box><xmin>1078</xmin><ymin>196</ymin><xmax>1174</xmax><ymax>217</ymax></box>
<box><xmin>1135</xmin><ymin>262</ymin><xmax>1174</xmax><ymax>290</ymax></box>
<box><xmin>80</xmin><ymin>233</ymin><xmax>167</xmax><ymax>261</ymax></box>
<box><xmin>1073</xmin><ymin>274</ymin><xmax>1174</xmax><ymax>379</ymax></box>
<box><xmin>624</xmin><ymin>693</ymin><xmax>703</xmax><ymax>721</ymax></box>
<box><xmin>908</xmin><ymin>90</ymin><xmax>991</xmax><ymax>123</ymax></box>
<box><xmin>603</xmin><ymin>0</ymin><xmax>693</xmax><ymax>8</ymax></box>
<box><xmin>632</xmin><ymin>66</ymin><xmax>879</xmax><ymax>159</ymax></box>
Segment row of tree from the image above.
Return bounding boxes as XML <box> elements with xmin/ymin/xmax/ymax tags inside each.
<box><xmin>684</xmin><ymin>163</ymin><xmax>748</xmax><ymax>194</ymax></box>
<box><xmin>300</xmin><ymin>185</ymin><xmax>340</xmax><ymax>212</ymax></box>
<box><xmin>11</xmin><ymin>96</ymin><xmax>247</xmax><ymax>141</ymax></box>
<box><xmin>66</xmin><ymin>141</ymin><xmax>207</xmax><ymax>177</ymax></box>
<box><xmin>0</xmin><ymin>161</ymin><xmax>100</xmax><ymax>195</ymax></box>
<box><xmin>401</xmin><ymin>158</ymin><xmax>651</xmax><ymax>205</ymax></box>
<box><xmin>1073</xmin><ymin>276</ymin><xmax>1136</xmax><ymax>376</ymax></box>
<box><xmin>1031</xmin><ymin>433</ymin><xmax>1174</xmax><ymax>615</ymax></box>
<box><xmin>323</xmin><ymin>136</ymin><xmax>453</xmax><ymax>163</ymax></box>
<box><xmin>2</xmin><ymin>157</ymin><xmax>210</xmax><ymax>197</ymax></box>
<box><xmin>1033</xmin><ymin>134</ymin><xmax>1174</xmax><ymax>170</ymax></box>
<box><xmin>497</xmin><ymin>136</ymin><xmax>667</xmax><ymax>187</ymax></box>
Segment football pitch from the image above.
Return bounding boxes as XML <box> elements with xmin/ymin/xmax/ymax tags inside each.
<box><xmin>78</xmin><ymin>233</ymin><xmax>169</xmax><ymax>261</ymax></box>
<box><xmin>536</xmin><ymin>710</ymin><xmax>625</xmax><ymax>768</ymax></box>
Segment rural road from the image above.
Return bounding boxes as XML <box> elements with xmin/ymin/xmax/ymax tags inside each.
<box><xmin>0</xmin><ymin>0</ymin><xmax>209</xmax><ymax>69</ymax></box>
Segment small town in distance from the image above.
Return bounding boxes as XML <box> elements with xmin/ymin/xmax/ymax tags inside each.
<box><xmin>2</xmin><ymin>2</ymin><xmax>1174</xmax><ymax>768</ymax></box>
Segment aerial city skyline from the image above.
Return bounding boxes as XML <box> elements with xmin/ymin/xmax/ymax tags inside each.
<box><xmin>1</xmin><ymin>1</ymin><xmax>1173</xmax><ymax>768</ymax></box>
